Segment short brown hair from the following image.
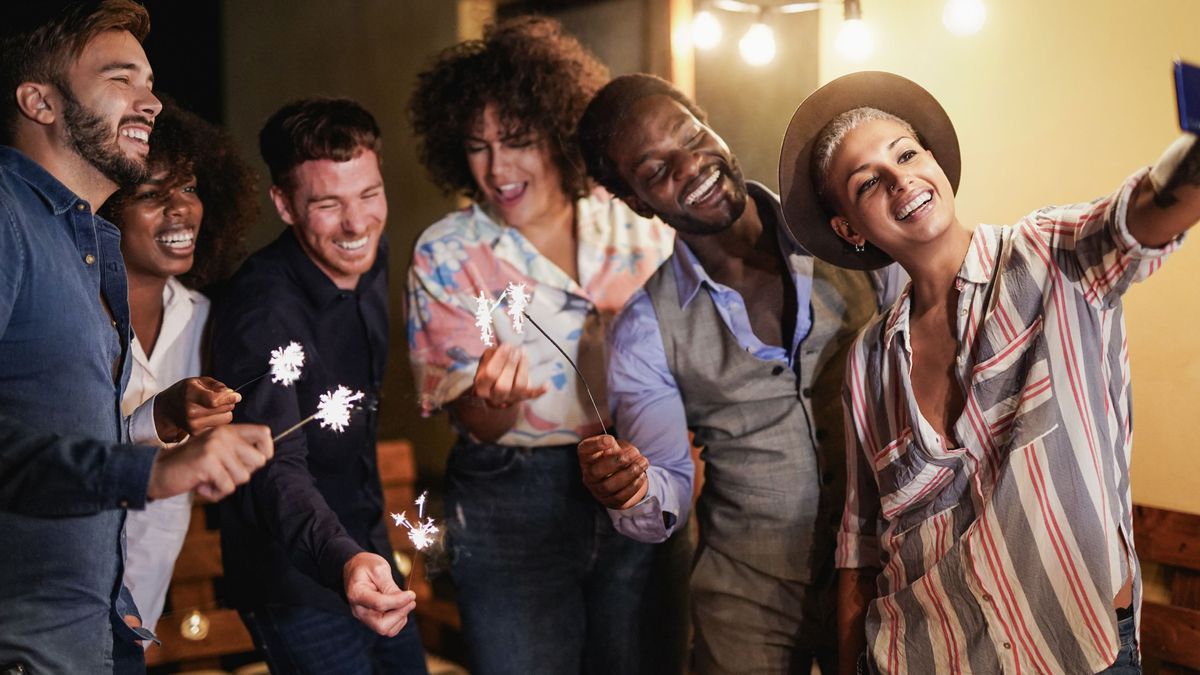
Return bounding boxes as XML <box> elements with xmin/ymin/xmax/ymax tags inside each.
<box><xmin>0</xmin><ymin>0</ymin><xmax>150</xmax><ymax>143</ymax></box>
<box><xmin>409</xmin><ymin>15</ymin><xmax>609</xmax><ymax>201</ymax></box>
<box><xmin>258</xmin><ymin>97</ymin><xmax>382</xmax><ymax>193</ymax></box>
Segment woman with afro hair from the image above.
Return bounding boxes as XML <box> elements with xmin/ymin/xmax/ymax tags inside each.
<box><xmin>406</xmin><ymin>15</ymin><xmax>674</xmax><ymax>674</ymax></box>
<box><xmin>100</xmin><ymin>95</ymin><xmax>256</xmax><ymax>636</ymax></box>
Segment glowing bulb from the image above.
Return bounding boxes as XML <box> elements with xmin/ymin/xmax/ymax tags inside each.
<box><xmin>943</xmin><ymin>0</ymin><xmax>986</xmax><ymax>36</ymax></box>
<box><xmin>739</xmin><ymin>23</ymin><xmax>776</xmax><ymax>67</ymax></box>
<box><xmin>691</xmin><ymin>10</ymin><xmax>722</xmax><ymax>50</ymax></box>
<box><xmin>835</xmin><ymin>18</ymin><xmax>874</xmax><ymax>62</ymax></box>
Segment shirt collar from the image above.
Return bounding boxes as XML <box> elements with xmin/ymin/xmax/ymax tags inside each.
<box><xmin>276</xmin><ymin>227</ymin><xmax>388</xmax><ymax>308</ymax></box>
<box><xmin>669</xmin><ymin>180</ymin><xmax>809</xmax><ymax>309</ymax></box>
<box><xmin>881</xmin><ymin>225</ymin><xmax>999</xmax><ymax>350</ymax></box>
<box><xmin>0</xmin><ymin>145</ymin><xmax>87</xmax><ymax>215</ymax></box>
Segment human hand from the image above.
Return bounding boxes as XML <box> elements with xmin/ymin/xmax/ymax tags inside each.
<box><xmin>471</xmin><ymin>343</ymin><xmax>549</xmax><ymax>408</ymax></box>
<box><xmin>153</xmin><ymin>376</ymin><xmax>241</xmax><ymax>442</ymax></box>
<box><xmin>577</xmin><ymin>435</ymin><xmax>649</xmax><ymax>509</ymax></box>
<box><xmin>146</xmin><ymin>424</ymin><xmax>273</xmax><ymax>501</ymax></box>
<box><xmin>344</xmin><ymin>552</ymin><xmax>416</xmax><ymax>637</ymax></box>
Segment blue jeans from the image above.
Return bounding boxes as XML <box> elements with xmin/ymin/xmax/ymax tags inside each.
<box><xmin>239</xmin><ymin>604</ymin><xmax>427</xmax><ymax>675</ymax></box>
<box><xmin>1097</xmin><ymin>612</ymin><xmax>1140</xmax><ymax>674</ymax></box>
<box><xmin>445</xmin><ymin>441</ymin><xmax>656</xmax><ymax>675</ymax></box>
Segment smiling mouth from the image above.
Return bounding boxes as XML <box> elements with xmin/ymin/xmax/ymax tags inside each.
<box><xmin>493</xmin><ymin>182</ymin><xmax>526</xmax><ymax>206</ymax></box>
<box><xmin>683</xmin><ymin>168</ymin><xmax>721</xmax><ymax>206</ymax></box>
<box><xmin>895</xmin><ymin>191</ymin><xmax>933</xmax><ymax>220</ymax></box>
<box><xmin>120</xmin><ymin>127</ymin><xmax>150</xmax><ymax>145</ymax></box>
<box><xmin>154</xmin><ymin>227</ymin><xmax>195</xmax><ymax>250</ymax></box>
<box><xmin>336</xmin><ymin>236</ymin><xmax>369</xmax><ymax>252</ymax></box>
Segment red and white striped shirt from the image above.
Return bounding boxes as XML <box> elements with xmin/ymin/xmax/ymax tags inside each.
<box><xmin>837</xmin><ymin>169</ymin><xmax>1180</xmax><ymax>674</ymax></box>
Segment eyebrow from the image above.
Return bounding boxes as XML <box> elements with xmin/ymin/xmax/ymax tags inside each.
<box><xmin>633</xmin><ymin>115</ymin><xmax>691</xmax><ymax>170</ymax></box>
<box><xmin>848</xmin><ymin>136</ymin><xmax>913</xmax><ymax>177</ymax></box>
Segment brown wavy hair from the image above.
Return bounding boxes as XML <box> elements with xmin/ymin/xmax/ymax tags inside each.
<box><xmin>409</xmin><ymin>15</ymin><xmax>609</xmax><ymax>201</ymax></box>
<box><xmin>101</xmin><ymin>95</ymin><xmax>257</xmax><ymax>290</ymax></box>
<box><xmin>0</xmin><ymin>0</ymin><xmax>149</xmax><ymax>143</ymax></box>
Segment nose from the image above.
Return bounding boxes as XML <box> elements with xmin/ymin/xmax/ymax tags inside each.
<box><xmin>886</xmin><ymin>166</ymin><xmax>912</xmax><ymax>193</ymax></box>
<box><xmin>341</xmin><ymin>198</ymin><xmax>369</xmax><ymax>234</ymax></box>
<box><xmin>489</xmin><ymin>144</ymin><xmax>513</xmax><ymax>178</ymax></box>
<box><xmin>669</xmin><ymin>147</ymin><xmax>703</xmax><ymax>184</ymax></box>
<box><xmin>164</xmin><ymin>188</ymin><xmax>194</xmax><ymax>218</ymax></box>
<box><xmin>138</xmin><ymin>88</ymin><xmax>162</xmax><ymax>121</ymax></box>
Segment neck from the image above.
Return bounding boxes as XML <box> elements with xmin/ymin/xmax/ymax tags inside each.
<box><xmin>903</xmin><ymin>219</ymin><xmax>974</xmax><ymax>313</ymax></box>
<box><xmin>681</xmin><ymin>187</ymin><xmax>780</xmax><ymax>283</ymax></box>
<box><xmin>127</xmin><ymin>269</ymin><xmax>168</xmax><ymax>356</ymax></box>
<box><xmin>13</xmin><ymin>131</ymin><xmax>117</xmax><ymax>208</ymax></box>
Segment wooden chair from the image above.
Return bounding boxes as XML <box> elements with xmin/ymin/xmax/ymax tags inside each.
<box><xmin>1133</xmin><ymin>504</ymin><xmax>1200</xmax><ymax>674</ymax></box>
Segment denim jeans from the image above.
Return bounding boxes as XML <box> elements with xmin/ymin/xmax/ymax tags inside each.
<box><xmin>239</xmin><ymin>604</ymin><xmax>427</xmax><ymax>675</ymax></box>
<box><xmin>1097</xmin><ymin>612</ymin><xmax>1140</xmax><ymax>674</ymax></box>
<box><xmin>445</xmin><ymin>441</ymin><xmax>655</xmax><ymax>675</ymax></box>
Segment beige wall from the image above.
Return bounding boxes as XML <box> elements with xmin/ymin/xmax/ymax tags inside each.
<box><xmin>817</xmin><ymin>0</ymin><xmax>1200</xmax><ymax>514</ymax></box>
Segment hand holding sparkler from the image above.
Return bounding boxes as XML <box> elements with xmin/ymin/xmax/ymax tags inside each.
<box><xmin>343</xmin><ymin>551</ymin><xmax>416</xmax><ymax>637</ymax></box>
<box><xmin>391</xmin><ymin>491</ymin><xmax>439</xmax><ymax>592</ymax></box>
<box><xmin>577</xmin><ymin>435</ymin><xmax>650</xmax><ymax>510</ymax></box>
<box><xmin>153</xmin><ymin>376</ymin><xmax>242</xmax><ymax>443</ymax></box>
<box><xmin>147</xmin><ymin>423</ymin><xmax>274</xmax><ymax>501</ymax></box>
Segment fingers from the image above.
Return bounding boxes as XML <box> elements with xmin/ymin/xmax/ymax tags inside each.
<box><xmin>180</xmin><ymin>378</ymin><xmax>241</xmax><ymax>433</ymax></box>
<box><xmin>344</xmin><ymin>553</ymin><xmax>416</xmax><ymax>636</ymax></box>
<box><xmin>473</xmin><ymin>344</ymin><xmax>545</xmax><ymax>406</ymax></box>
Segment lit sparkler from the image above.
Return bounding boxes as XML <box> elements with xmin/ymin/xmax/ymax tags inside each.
<box><xmin>504</xmin><ymin>283</ymin><xmax>529</xmax><ymax>334</ymax></box>
<box><xmin>391</xmin><ymin>491</ymin><xmax>438</xmax><ymax>590</ymax></box>
<box><xmin>233</xmin><ymin>341</ymin><xmax>307</xmax><ymax>392</ymax></box>
<box><xmin>475</xmin><ymin>290</ymin><xmax>498</xmax><ymax>347</ymax></box>
<box><xmin>272</xmin><ymin>385</ymin><xmax>366</xmax><ymax>442</ymax></box>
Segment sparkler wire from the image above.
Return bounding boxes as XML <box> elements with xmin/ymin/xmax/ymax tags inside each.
<box><xmin>520</xmin><ymin>310</ymin><xmax>606</xmax><ymax>433</ymax></box>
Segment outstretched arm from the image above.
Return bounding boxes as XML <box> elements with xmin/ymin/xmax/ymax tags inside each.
<box><xmin>1128</xmin><ymin>135</ymin><xmax>1200</xmax><ymax>247</ymax></box>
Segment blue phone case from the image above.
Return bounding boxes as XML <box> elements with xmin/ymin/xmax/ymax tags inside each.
<box><xmin>1175</xmin><ymin>59</ymin><xmax>1200</xmax><ymax>133</ymax></box>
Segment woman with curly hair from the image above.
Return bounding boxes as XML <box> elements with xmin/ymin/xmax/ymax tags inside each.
<box><xmin>406</xmin><ymin>16</ymin><xmax>674</xmax><ymax>674</ymax></box>
<box><xmin>99</xmin><ymin>96</ymin><xmax>256</xmax><ymax>636</ymax></box>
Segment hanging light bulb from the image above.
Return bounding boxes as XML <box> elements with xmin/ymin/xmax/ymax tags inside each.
<box><xmin>942</xmin><ymin>0</ymin><xmax>986</xmax><ymax>36</ymax></box>
<box><xmin>835</xmin><ymin>0</ymin><xmax>874</xmax><ymax>62</ymax></box>
<box><xmin>692</xmin><ymin>10</ymin><xmax>723</xmax><ymax>50</ymax></box>
<box><xmin>739</xmin><ymin>21</ymin><xmax>777</xmax><ymax>66</ymax></box>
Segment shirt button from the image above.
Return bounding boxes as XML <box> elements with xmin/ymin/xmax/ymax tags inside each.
<box><xmin>76</xmin><ymin>203</ymin><xmax>87</xmax><ymax>212</ymax></box>
<box><xmin>84</xmin><ymin>253</ymin><xmax>96</xmax><ymax>265</ymax></box>
<box><xmin>982</xmin><ymin>593</ymin><xmax>993</xmax><ymax>602</ymax></box>
<box><xmin>801</xmin><ymin>387</ymin><xmax>813</xmax><ymax>398</ymax></box>
<box><xmin>960</xmin><ymin>308</ymin><xmax>968</xmax><ymax>316</ymax></box>
<box><xmin>771</xmin><ymin>365</ymin><xmax>784</xmax><ymax>376</ymax></box>
<box><xmin>1002</xmin><ymin>642</ymin><xmax>1012</xmax><ymax>650</ymax></box>
<box><xmin>118</xmin><ymin>499</ymin><xmax>129</xmax><ymax>508</ymax></box>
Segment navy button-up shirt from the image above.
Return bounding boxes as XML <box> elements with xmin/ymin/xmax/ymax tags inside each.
<box><xmin>0</xmin><ymin>146</ymin><xmax>158</xmax><ymax>673</ymax></box>
<box><xmin>211</xmin><ymin>228</ymin><xmax>394</xmax><ymax>614</ymax></box>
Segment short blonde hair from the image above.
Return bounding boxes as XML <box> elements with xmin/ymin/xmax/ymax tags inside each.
<box><xmin>810</xmin><ymin>106</ymin><xmax>919</xmax><ymax>212</ymax></box>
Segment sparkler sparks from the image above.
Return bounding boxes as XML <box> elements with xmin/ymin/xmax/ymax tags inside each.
<box><xmin>504</xmin><ymin>283</ymin><xmax>529</xmax><ymax>334</ymax></box>
<box><xmin>315</xmin><ymin>386</ymin><xmax>365</xmax><ymax>432</ymax></box>
<box><xmin>475</xmin><ymin>290</ymin><xmax>498</xmax><ymax>347</ymax></box>
<box><xmin>475</xmin><ymin>284</ymin><xmax>533</xmax><ymax>346</ymax></box>
<box><xmin>391</xmin><ymin>491</ymin><xmax>439</xmax><ymax>552</ymax></box>
<box><xmin>269</xmin><ymin>341</ymin><xmax>306</xmax><ymax>386</ymax></box>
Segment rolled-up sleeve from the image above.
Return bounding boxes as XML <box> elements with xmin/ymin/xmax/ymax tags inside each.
<box><xmin>606</xmin><ymin>290</ymin><xmax>693</xmax><ymax>543</ymax></box>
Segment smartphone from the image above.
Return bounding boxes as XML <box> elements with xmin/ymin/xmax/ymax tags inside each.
<box><xmin>1174</xmin><ymin>59</ymin><xmax>1200</xmax><ymax>134</ymax></box>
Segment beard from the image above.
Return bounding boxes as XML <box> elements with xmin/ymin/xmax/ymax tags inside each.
<box><xmin>58</xmin><ymin>85</ymin><xmax>150</xmax><ymax>187</ymax></box>
<box><xmin>661</xmin><ymin>154</ymin><xmax>749</xmax><ymax>236</ymax></box>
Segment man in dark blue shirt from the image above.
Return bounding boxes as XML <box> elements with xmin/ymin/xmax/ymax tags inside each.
<box><xmin>0</xmin><ymin>3</ymin><xmax>274</xmax><ymax>673</ymax></box>
<box><xmin>211</xmin><ymin>97</ymin><xmax>424</xmax><ymax>674</ymax></box>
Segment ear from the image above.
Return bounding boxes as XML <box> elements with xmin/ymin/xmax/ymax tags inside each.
<box><xmin>622</xmin><ymin>192</ymin><xmax>656</xmax><ymax>220</ymax></box>
<box><xmin>269</xmin><ymin>185</ymin><xmax>297</xmax><ymax>226</ymax></box>
<box><xmin>15</xmin><ymin>83</ymin><xmax>56</xmax><ymax>125</ymax></box>
<box><xmin>830</xmin><ymin>216</ymin><xmax>866</xmax><ymax>248</ymax></box>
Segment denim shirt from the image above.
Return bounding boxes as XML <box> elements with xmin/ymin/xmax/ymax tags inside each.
<box><xmin>0</xmin><ymin>146</ymin><xmax>158</xmax><ymax>673</ymax></box>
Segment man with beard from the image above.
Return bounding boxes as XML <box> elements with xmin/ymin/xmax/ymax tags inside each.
<box><xmin>575</xmin><ymin>74</ymin><xmax>900</xmax><ymax>673</ymax></box>
<box><xmin>0</xmin><ymin>2</ymin><xmax>274</xmax><ymax>673</ymax></box>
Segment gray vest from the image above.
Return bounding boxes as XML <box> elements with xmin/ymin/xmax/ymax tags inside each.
<box><xmin>645</xmin><ymin>224</ymin><xmax>877</xmax><ymax>582</ymax></box>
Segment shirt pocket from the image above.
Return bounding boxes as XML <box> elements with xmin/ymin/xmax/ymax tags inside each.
<box><xmin>969</xmin><ymin>316</ymin><xmax>1058</xmax><ymax>451</ymax></box>
<box><xmin>873</xmin><ymin>429</ymin><xmax>966</xmax><ymax>536</ymax></box>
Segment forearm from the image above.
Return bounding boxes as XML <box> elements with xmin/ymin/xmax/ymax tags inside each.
<box><xmin>838</xmin><ymin>566</ymin><xmax>879</xmax><ymax>675</ymax></box>
<box><xmin>1129</xmin><ymin>134</ymin><xmax>1200</xmax><ymax>246</ymax></box>
<box><xmin>451</xmin><ymin>394</ymin><xmax>519</xmax><ymax>443</ymax></box>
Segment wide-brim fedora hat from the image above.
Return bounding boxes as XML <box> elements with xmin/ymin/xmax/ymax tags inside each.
<box><xmin>779</xmin><ymin>71</ymin><xmax>960</xmax><ymax>270</ymax></box>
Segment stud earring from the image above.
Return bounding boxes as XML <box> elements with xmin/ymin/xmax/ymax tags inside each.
<box><xmin>853</xmin><ymin>242</ymin><xmax>865</xmax><ymax>253</ymax></box>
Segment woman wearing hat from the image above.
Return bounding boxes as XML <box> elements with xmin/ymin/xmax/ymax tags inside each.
<box><xmin>779</xmin><ymin>71</ymin><xmax>1200</xmax><ymax>674</ymax></box>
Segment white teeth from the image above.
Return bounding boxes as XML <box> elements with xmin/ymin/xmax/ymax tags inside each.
<box><xmin>495</xmin><ymin>183</ymin><xmax>522</xmax><ymax>196</ymax></box>
<box><xmin>121</xmin><ymin>128</ymin><xmax>149</xmax><ymax>143</ymax></box>
<box><xmin>337</xmin><ymin>236</ymin><xmax>368</xmax><ymax>251</ymax></box>
<box><xmin>684</xmin><ymin>170</ymin><xmax>720</xmax><ymax>206</ymax></box>
<box><xmin>155</xmin><ymin>230</ymin><xmax>194</xmax><ymax>249</ymax></box>
<box><xmin>896</xmin><ymin>192</ymin><xmax>932</xmax><ymax>220</ymax></box>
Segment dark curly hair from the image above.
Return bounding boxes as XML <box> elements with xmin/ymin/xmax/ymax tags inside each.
<box><xmin>101</xmin><ymin>95</ymin><xmax>257</xmax><ymax>289</ymax></box>
<box><xmin>578</xmin><ymin>73</ymin><xmax>708</xmax><ymax>199</ymax></box>
<box><xmin>409</xmin><ymin>15</ymin><xmax>609</xmax><ymax>201</ymax></box>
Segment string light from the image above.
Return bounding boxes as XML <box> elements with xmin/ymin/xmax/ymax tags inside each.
<box><xmin>943</xmin><ymin>0</ymin><xmax>986</xmax><ymax>36</ymax></box>
<box><xmin>691</xmin><ymin>10</ymin><xmax>723</xmax><ymax>50</ymax></box>
<box><xmin>835</xmin><ymin>0</ymin><xmax>874</xmax><ymax>62</ymax></box>
<box><xmin>739</xmin><ymin>22</ymin><xmax>777</xmax><ymax>67</ymax></box>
